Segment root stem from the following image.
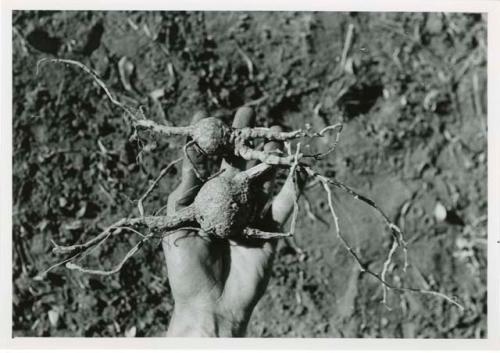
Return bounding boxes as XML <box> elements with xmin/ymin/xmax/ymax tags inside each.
<box><xmin>312</xmin><ymin>168</ymin><xmax>463</xmax><ymax>311</ymax></box>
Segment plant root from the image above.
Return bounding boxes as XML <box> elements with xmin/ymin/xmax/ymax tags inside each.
<box><xmin>37</xmin><ymin>56</ymin><xmax>463</xmax><ymax>312</ymax></box>
<box><xmin>303</xmin><ymin>123</ymin><xmax>344</xmax><ymax>160</ymax></box>
<box><xmin>134</xmin><ymin>119</ymin><xmax>193</xmax><ymax>137</ymax></box>
<box><xmin>137</xmin><ymin>157</ymin><xmax>183</xmax><ymax>217</ymax></box>
<box><xmin>37</xmin><ymin>57</ymin><xmax>344</xmax><ymax>164</ymax></box>
<box><xmin>243</xmin><ymin>227</ymin><xmax>292</xmax><ymax>239</ymax></box>
<box><xmin>36</xmin><ymin>206</ymin><xmax>197</xmax><ymax>278</ymax></box>
<box><xmin>65</xmin><ymin>233</ymin><xmax>152</xmax><ymax>275</ymax></box>
<box><xmin>53</xmin><ymin>206</ymin><xmax>195</xmax><ymax>255</ymax></box>
<box><xmin>303</xmin><ymin>166</ymin><xmax>408</xmax><ymax>263</ymax></box>
<box><xmin>381</xmin><ymin>239</ymin><xmax>399</xmax><ymax>309</ymax></box>
<box><xmin>306</xmin><ymin>166</ymin><xmax>463</xmax><ymax>311</ymax></box>
<box><xmin>236</xmin><ymin>143</ymin><xmax>298</xmax><ymax>165</ymax></box>
<box><xmin>36</xmin><ymin>58</ymin><xmax>139</xmax><ymax>123</ymax></box>
<box><xmin>235</xmin><ymin>127</ymin><xmax>304</xmax><ymax>141</ymax></box>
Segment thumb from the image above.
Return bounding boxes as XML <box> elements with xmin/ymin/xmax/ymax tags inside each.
<box><xmin>270</xmin><ymin>166</ymin><xmax>308</xmax><ymax>226</ymax></box>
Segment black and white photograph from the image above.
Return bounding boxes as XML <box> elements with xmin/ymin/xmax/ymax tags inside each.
<box><xmin>3</xmin><ymin>1</ymin><xmax>497</xmax><ymax>348</ymax></box>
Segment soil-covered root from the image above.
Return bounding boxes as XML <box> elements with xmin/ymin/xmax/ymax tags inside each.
<box><xmin>34</xmin><ymin>206</ymin><xmax>197</xmax><ymax>279</ymax></box>
<box><xmin>193</xmin><ymin>162</ymin><xmax>274</xmax><ymax>239</ymax></box>
<box><xmin>52</xmin><ymin>205</ymin><xmax>197</xmax><ymax>255</ymax></box>
<box><xmin>191</xmin><ymin>117</ymin><xmax>233</xmax><ymax>155</ymax></box>
<box><xmin>193</xmin><ymin>174</ymin><xmax>254</xmax><ymax>239</ymax></box>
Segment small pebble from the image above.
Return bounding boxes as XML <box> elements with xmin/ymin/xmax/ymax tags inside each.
<box><xmin>434</xmin><ymin>202</ymin><xmax>447</xmax><ymax>222</ymax></box>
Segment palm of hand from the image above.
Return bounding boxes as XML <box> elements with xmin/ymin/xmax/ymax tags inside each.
<box><xmin>163</xmin><ymin>220</ymin><xmax>276</xmax><ymax>329</ymax></box>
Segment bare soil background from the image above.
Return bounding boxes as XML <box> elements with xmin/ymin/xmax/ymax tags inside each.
<box><xmin>12</xmin><ymin>11</ymin><xmax>487</xmax><ymax>338</ymax></box>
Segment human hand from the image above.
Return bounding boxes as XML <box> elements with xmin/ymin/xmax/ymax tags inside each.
<box><xmin>162</xmin><ymin>107</ymin><xmax>303</xmax><ymax>337</ymax></box>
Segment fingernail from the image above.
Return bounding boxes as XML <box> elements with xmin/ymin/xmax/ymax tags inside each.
<box><xmin>233</xmin><ymin>107</ymin><xmax>255</xmax><ymax>128</ymax></box>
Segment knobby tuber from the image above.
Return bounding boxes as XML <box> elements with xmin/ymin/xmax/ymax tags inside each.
<box><xmin>35</xmin><ymin>57</ymin><xmax>464</xmax><ymax>312</ymax></box>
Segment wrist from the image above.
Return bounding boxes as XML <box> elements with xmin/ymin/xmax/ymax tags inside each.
<box><xmin>166</xmin><ymin>304</ymin><xmax>248</xmax><ymax>337</ymax></box>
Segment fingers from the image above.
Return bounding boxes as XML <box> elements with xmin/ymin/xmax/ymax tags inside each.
<box><xmin>233</xmin><ymin>106</ymin><xmax>256</xmax><ymax>130</ymax></box>
<box><xmin>270</xmin><ymin>164</ymin><xmax>308</xmax><ymax>226</ymax></box>
<box><xmin>220</xmin><ymin>106</ymin><xmax>255</xmax><ymax>172</ymax></box>
<box><xmin>261</xmin><ymin>126</ymin><xmax>283</xmax><ymax>195</ymax></box>
<box><xmin>167</xmin><ymin>110</ymin><xmax>208</xmax><ymax>213</ymax></box>
<box><xmin>251</xmin><ymin>126</ymin><xmax>284</xmax><ymax>234</ymax></box>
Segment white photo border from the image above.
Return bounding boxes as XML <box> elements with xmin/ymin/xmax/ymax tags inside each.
<box><xmin>1</xmin><ymin>0</ymin><xmax>498</xmax><ymax>350</ymax></box>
